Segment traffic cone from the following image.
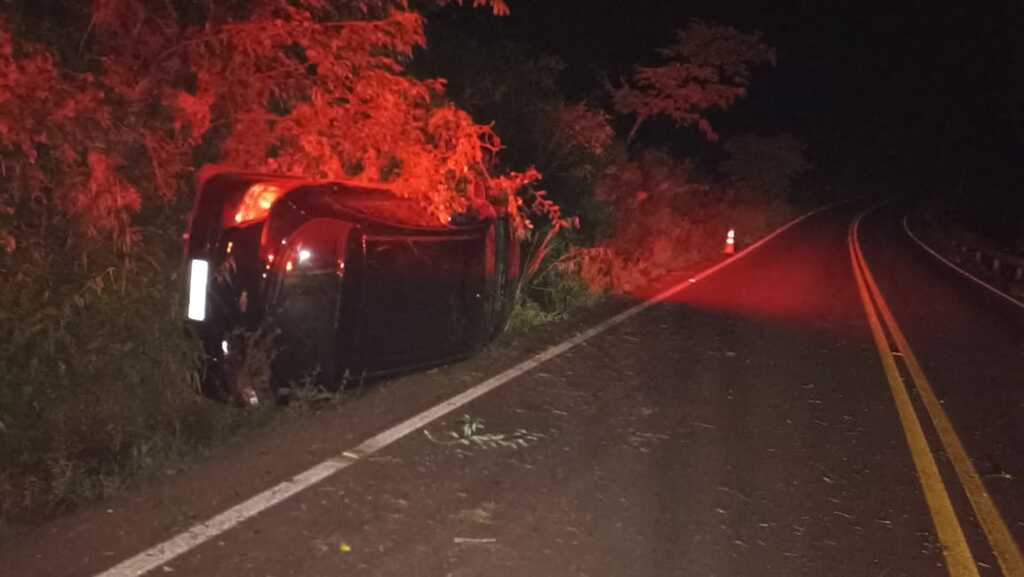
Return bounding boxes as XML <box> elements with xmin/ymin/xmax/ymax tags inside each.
<box><xmin>724</xmin><ymin>228</ymin><xmax>736</xmax><ymax>254</ymax></box>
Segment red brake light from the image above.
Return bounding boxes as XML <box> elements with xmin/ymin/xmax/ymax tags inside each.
<box><xmin>233</xmin><ymin>183</ymin><xmax>282</xmax><ymax>225</ymax></box>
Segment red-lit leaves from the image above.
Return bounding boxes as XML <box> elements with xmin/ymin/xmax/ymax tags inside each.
<box><xmin>0</xmin><ymin>18</ymin><xmax>127</xmax><ymax>240</ymax></box>
<box><xmin>79</xmin><ymin>152</ymin><xmax>142</xmax><ymax>250</ymax></box>
<box><xmin>612</xmin><ymin>20</ymin><xmax>776</xmax><ymax>144</ymax></box>
<box><xmin>0</xmin><ymin>1</ymin><xmax>542</xmax><ymax>252</ymax></box>
<box><xmin>111</xmin><ymin>2</ymin><xmax>529</xmax><ymax>225</ymax></box>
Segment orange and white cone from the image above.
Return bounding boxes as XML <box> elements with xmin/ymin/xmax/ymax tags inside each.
<box><xmin>724</xmin><ymin>228</ymin><xmax>736</xmax><ymax>254</ymax></box>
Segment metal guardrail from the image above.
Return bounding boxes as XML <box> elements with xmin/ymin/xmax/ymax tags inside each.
<box><xmin>950</xmin><ymin>231</ymin><xmax>1024</xmax><ymax>282</ymax></box>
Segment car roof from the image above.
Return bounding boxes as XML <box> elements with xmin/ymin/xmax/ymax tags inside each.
<box><xmin>199</xmin><ymin>166</ymin><xmax>491</xmax><ymax>230</ymax></box>
<box><xmin>297</xmin><ymin>182</ymin><xmax>454</xmax><ymax>229</ymax></box>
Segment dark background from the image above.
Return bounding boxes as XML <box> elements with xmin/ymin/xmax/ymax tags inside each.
<box><xmin>430</xmin><ymin>0</ymin><xmax>1024</xmax><ymax>240</ymax></box>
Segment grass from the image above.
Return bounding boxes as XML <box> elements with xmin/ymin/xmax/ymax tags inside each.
<box><xmin>506</xmin><ymin>250</ymin><xmax>604</xmax><ymax>334</ymax></box>
<box><xmin>0</xmin><ymin>208</ymin><xmax>282</xmax><ymax>527</ymax></box>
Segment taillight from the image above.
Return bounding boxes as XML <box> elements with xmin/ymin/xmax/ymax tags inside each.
<box><xmin>233</xmin><ymin>183</ymin><xmax>282</xmax><ymax>225</ymax></box>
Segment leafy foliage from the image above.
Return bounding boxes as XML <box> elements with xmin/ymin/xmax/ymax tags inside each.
<box><xmin>418</xmin><ymin>34</ymin><xmax>614</xmax><ymax>323</ymax></box>
<box><xmin>570</xmin><ymin>150</ymin><xmax>796</xmax><ymax>293</ymax></box>
<box><xmin>423</xmin><ymin>414</ymin><xmax>544</xmax><ymax>450</ymax></box>
<box><xmin>0</xmin><ymin>18</ymin><xmax>134</xmax><ymax>247</ymax></box>
<box><xmin>0</xmin><ymin>206</ymin><xmax>216</xmax><ymax>521</ymax></box>
<box><xmin>419</xmin><ymin>36</ymin><xmax>612</xmax><ymax>227</ymax></box>
<box><xmin>720</xmin><ymin>133</ymin><xmax>813</xmax><ymax>201</ymax></box>
<box><xmin>611</xmin><ymin>20</ymin><xmax>776</xmax><ymax>145</ymax></box>
<box><xmin>1</xmin><ymin>0</ymin><xmax>537</xmax><ymax>250</ymax></box>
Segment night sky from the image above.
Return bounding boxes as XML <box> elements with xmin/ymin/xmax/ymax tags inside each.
<box><xmin>438</xmin><ymin>1</ymin><xmax>1024</xmax><ymax>195</ymax></box>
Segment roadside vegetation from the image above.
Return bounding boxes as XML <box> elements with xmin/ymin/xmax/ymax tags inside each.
<box><xmin>0</xmin><ymin>0</ymin><xmax>810</xmax><ymax>525</ymax></box>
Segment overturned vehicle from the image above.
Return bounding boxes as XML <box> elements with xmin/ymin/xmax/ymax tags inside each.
<box><xmin>183</xmin><ymin>167</ymin><xmax>520</xmax><ymax>405</ymax></box>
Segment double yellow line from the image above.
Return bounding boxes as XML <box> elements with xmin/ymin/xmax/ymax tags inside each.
<box><xmin>849</xmin><ymin>209</ymin><xmax>1023</xmax><ymax>577</ymax></box>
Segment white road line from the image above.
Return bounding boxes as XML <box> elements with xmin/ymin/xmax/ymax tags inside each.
<box><xmin>96</xmin><ymin>458</ymin><xmax>356</xmax><ymax>577</ymax></box>
<box><xmin>902</xmin><ymin>216</ymin><xmax>1024</xmax><ymax>311</ymax></box>
<box><xmin>95</xmin><ymin>203</ymin><xmax>837</xmax><ymax>577</ymax></box>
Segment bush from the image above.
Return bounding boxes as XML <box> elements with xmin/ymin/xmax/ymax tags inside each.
<box><xmin>0</xmin><ymin>205</ymin><xmax>232</xmax><ymax>520</ymax></box>
<box><xmin>720</xmin><ymin>133</ymin><xmax>812</xmax><ymax>202</ymax></box>
<box><xmin>569</xmin><ymin>148</ymin><xmax>798</xmax><ymax>293</ymax></box>
<box><xmin>416</xmin><ymin>31</ymin><xmax>614</xmax><ymax>237</ymax></box>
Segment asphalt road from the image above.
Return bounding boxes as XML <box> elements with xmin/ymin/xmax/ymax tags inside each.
<box><xmin>2</xmin><ymin>203</ymin><xmax>1022</xmax><ymax>577</ymax></box>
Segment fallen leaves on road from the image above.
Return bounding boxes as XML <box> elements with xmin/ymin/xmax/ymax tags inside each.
<box><xmin>455</xmin><ymin>502</ymin><xmax>497</xmax><ymax>525</ymax></box>
<box><xmin>423</xmin><ymin>414</ymin><xmax>545</xmax><ymax>451</ymax></box>
<box><xmin>453</xmin><ymin>537</ymin><xmax>497</xmax><ymax>544</ymax></box>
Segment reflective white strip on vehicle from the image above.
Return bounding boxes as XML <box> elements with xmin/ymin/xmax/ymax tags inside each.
<box><xmin>187</xmin><ymin>259</ymin><xmax>209</xmax><ymax>321</ymax></box>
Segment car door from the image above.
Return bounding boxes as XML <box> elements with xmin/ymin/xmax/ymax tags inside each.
<box><xmin>358</xmin><ymin>230</ymin><xmax>483</xmax><ymax>370</ymax></box>
<box><xmin>269</xmin><ymin>218</ymin><xmax>352</xmax><ymax>386</ymax></box>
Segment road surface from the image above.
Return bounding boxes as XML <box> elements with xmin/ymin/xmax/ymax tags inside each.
<box><xmin>2</xmin><ymin>202</ymin><xmax>1022</xmax><ymax>577</ymax></box>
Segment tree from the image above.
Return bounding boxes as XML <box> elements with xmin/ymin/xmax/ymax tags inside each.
<box><xmin>611</xmin><ymin>20</ymin><xmax>776</xmax><ymax>146</ymax></box>
<box><xmin>720</xmin><ymin>133</ymin><xmax>812</xmax><ymax>200</ymax></box>
<box><xmin>418</xmin><ymin>35</ymin><xmax>612</xmax><ymax>215</ymax></box>
<box><xmin>0</xmin><ymin>0</ymin><xmax>534</xmax><ymax>250</ymax></box>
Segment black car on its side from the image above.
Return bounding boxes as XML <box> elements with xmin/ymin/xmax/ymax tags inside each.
<box><xmin>183</xmin><ymin>166</ymin><xmax>520</xmax><ymax>404</ymax></box>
